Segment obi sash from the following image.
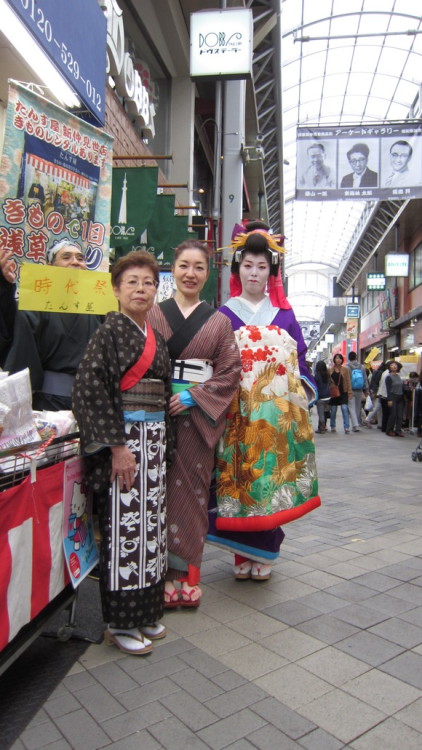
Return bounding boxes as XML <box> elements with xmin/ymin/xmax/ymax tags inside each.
<box><xmin>120</xmin><ymin>322</ymin><xmax>156</xmax><ymax>392</ymax></box>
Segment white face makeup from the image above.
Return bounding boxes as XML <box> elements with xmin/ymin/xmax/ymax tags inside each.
<box><xmin>238</xmin><ymin>252</ymin><xmax>270</xmax><ymax>302</ymax></box>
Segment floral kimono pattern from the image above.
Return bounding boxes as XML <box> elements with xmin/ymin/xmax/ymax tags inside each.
<box><xmin>215</xmin><ymin>324</ymin><xmax>320</xmax><ymax>532</ymax></box>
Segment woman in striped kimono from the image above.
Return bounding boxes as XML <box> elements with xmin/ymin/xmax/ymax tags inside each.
<box><xmin>148</xmin><ymin>240</ymin><xmax>241</xmax><ymax>608</ymax></box>
<box><xmin>73</xmin><ymin>251</ymin><xmax>172</xmax><ymax>656</ymax></box>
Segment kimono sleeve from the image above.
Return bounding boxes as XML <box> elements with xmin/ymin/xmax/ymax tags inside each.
<box><xmin>72</xmin><ymin>325</ymin><xmax>126</xmax><ymax>454</ymax></box>
<box><xmin>189</xmin><ymin>313</ymin><xmax>241</xmax><ymax>424</ymax></box>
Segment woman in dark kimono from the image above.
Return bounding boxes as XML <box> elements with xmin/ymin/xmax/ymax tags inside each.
<box><xmin>73</xmin><ymin>251</ymin><xmax>172</xmax><ymax>655</ymax></box>
<box><xmin>148</xmin><ymin>240</ymin><xmax>241</xmax><ymax>608</ymax></box>
<box><xmin>207</xmin><ymin>228</ymin><xmax>320</xmax><ymax>581</ymax></box>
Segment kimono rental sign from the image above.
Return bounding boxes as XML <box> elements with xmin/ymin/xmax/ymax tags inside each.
<box><xmin>0</xmin><ymin>82</ymin><xmax>113</xmax><ymax>273</ymax></box>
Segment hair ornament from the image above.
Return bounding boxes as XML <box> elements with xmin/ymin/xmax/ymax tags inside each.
<box><xmin>230</xmin><ymin>229</ymin><xmax>286</xmax><ymax>256</ymax></box>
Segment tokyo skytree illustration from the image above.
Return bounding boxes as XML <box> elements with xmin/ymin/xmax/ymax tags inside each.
<box><xmin>118</xmin><ymin>173</ymin><xmax>127</xmax><ymax>224</ymax></box>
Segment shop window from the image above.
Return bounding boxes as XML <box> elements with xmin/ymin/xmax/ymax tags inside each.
<box><xmin>409</xmin><ymin>242</ymin><xmax>422</xmax><ymax>290</ymax></box>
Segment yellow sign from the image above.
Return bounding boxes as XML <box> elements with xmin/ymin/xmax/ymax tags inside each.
<box><xmin>18</xmin><ymin>264</ymin><xmax>118</xmax><ymax>315</ymax></box>
<box><xmin>364</xmin><ymin>347</ymin><xmax>380</xmax><ymax>364</ymax></box>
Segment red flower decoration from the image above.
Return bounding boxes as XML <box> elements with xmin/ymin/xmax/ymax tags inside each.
<box><xmin>246</xmin><ymin>326</ymin><xmax>262</xmax><ymax>342</ymax></box>
<box><xmin>276</xmin><ymin>364</ymin><xmax>286</xmax><ymax>376</ymax></box>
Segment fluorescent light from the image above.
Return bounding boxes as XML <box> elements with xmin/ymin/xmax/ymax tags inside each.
<box><xmin>1</xmin><ymin>0</ymin><xmax>81</xmax><ymax>109</ymax></box>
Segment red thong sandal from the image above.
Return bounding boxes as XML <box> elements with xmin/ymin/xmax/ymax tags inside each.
<box><xmin>180</xmin><ymin>582</ymin><xmax>201</xmax><ymax>608</ymax></box>
<box><xmin>164</xmin><ymin>581</ymin><xmax>181</xmax><ymax>609</ymax></box>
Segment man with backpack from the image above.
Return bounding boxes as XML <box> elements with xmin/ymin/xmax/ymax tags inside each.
<box><xmin>347</xmin><ymin>351</ymin><xmax>369</xmax><ymax>431</ymax></box>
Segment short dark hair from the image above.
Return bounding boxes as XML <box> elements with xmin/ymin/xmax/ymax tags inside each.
<box><xmin>173</xmin><ymin>239</ymin><xmax>212</xmax><ymax>269</ymax></box>
<box><xmin>347</xmin><ymin>143</ymin><xmax>369</xmax><ymax>161</ymax></box>
<box><xmin>348</xmin><ymin>351</ymin><xmax>357</xmax><ymax>361</ymax></box>
<box><xmin>307</xmin><ymin>142</ymin><xmax>325</xmax><ymax>155</ymax></box>
<box><xmin>111</xmin><ymin>250</ymin><xmax>159</xmax><ymax>288</ymax></box>
<box><xmin>390</xmin><ymin>140</ymin><xmax>413</xmax><ymax>158</ymax></box>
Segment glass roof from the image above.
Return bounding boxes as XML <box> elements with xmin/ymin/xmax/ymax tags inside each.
<box><xmin>280</xmin><ymin>0</ymin><xmax>422</xmax><ymax>320</ymax></box>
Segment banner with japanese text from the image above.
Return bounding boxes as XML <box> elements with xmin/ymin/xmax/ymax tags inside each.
<box><xmin>0</xmin><ymin>82</ymin><xmax>113</xmax><ymax>274</ymax></box>
<box><xmin>296</xmin><ymin>123</ymin><xmax>422</xmax><ymax>201</ymax></box>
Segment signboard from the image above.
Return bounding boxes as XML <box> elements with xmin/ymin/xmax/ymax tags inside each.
<box><xmin>18</xmin><ymin>263</ymin><xmax>118</xmax><ymax>315</ymax></box>
<box><xmin>364</xmin><ymin>346</ymin><xmax>380</xmax><ymax>363</ymax></box>
<box><xmin>63</xmin><ymin>457</ymin><xmax>98</xmax><ymax>587</ymax></box>
<box><xmin>367</xmin><ymin>272</ymin><xmax>386</xmax><ymax>290</ymax></box>
<box><xmin>378</xmin><ymin>288</ymin><xmax>394</xmax><ymax>331</ymax></box>
<box><xmin>298</xmin><ymin>321</ymin><xmax>320</xmax><ymax>346</ymax></box>
<box><xmin>6</xmin><ymin>0</ymin><xmax>107</xmax><ymax>125</ymax></box>
<box><xmin>0</xmin><ymin>82</ymin><xmax>113</xmax><ymax>274</ymax></box>
<box><xmin>296</xmin><ymin>123</ymin><xmax>422</xmax><ymax>201</ymax></box>
<box><xmin>346</xmin><ymin>318</ymin><xmax>358</xmax><ymax>339</ymax></box>
<box><xmin>346</xmin><ymin>304</ymin><xmax>360</xmax><ymax>318</ymax></box>
<box><xmin>190</xmin><ymin>9</ymin><xmax>253</xmax><ymax>80</ymax></box>
<box><xmin>385</xmin><ymin>253</ymin><xmax>409</xmax><ymax>277</ymax></box>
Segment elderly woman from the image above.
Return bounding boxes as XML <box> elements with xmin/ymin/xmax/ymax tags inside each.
<box><xmin>73</xmin><ymin>251</ymin><xmax>172</xmax><ymax>655</ymax></box>
<box><xmin>207</xmin><ymin>226</ymin><xmax>319</xmax><ymax>581</ymax></box>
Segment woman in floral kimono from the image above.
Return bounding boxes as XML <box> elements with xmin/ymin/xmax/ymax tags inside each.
<box><xmin>73</xmin><ymin>251</ymin><xmax>172</xmax><ymax>656</ymax></box>
<box><xmin>148</xmin><ymin>240</ymin><xmax>241</xmax><ymax>608</ymax></box>
<box><xmin>207</xmin><ymin>226</ymin><xmax>320</xmax><ymax>580</ymax></box>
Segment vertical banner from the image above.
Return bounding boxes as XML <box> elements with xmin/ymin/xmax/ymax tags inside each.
<box><xmin>110</xmin><ymin>167</ymin><xmax>158</xmax><ymax>248</ymax></box>
<box><xmin>0</xmin><ymin>82</ymin><xmax>113</xmax><ymax>273</ymax></box>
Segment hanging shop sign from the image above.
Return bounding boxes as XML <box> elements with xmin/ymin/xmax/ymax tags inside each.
<box><xmin>367</xmin><ymin>272</ymin><xmax>386</xmax><ymax>290</ymax></box>
<box><xmin>6</xmin><ymin>0</ymin><xmax>107</xmax><ymax>126</ymax></box>
<box><xmin>378</xmin><ymin>289</ymin><xmax>394</xmax><ymax>331</ymax></box>
<box><xmin>385</xmin><ymin>253</ymin><xmax>409</xmax><ymax>277</ymax></box>
<box><xmin>295</xmin><ymin>123</ymin><xmax>422</xmax><ymax>202</ymax></box>
<box><xmin>346</xmin><ymin>318</ymin><xmax>358</xmax><ymax>340</ymax></box>
<box><xmin>0</xmin><ymin>82</ymin><xmax>113</xmax><ymax>273</ymax></box>
<box><xmin>346</xmin><ymin>304</ymin><xmax>360</xmax><ymax>318</ymax></box>
<box><xmin>103</xmin><ymin>0</ymin><xmax>156</xmax><ymax>138</ymax></box>
<box><xmin>190</xmin><ymin>8</ymin><xmax>253</xmax><ymax>80</ymax></box>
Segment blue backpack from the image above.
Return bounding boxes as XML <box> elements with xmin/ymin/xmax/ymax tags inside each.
<box><xmin>351</xmin><ymin>367</ymin><xmax>365</xmax><ymax>390</ymax></box>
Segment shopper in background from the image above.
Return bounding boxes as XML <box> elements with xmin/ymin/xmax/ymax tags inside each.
<box><xmin>385</xmin><ymin>360</ymin><xmax>405</xmax><ymax>437</ymax></box>
<box><xmin>73</xmin><ymin>251</ymin><xmax>172</xmax><ymax>656</ymax></box>
<box><xmin>363</xmin><ymin>361</ymin><xmax>388</xmax><ymax>428</ymax></box>
<box><xmin>377</xmin><ymin>360</ymin><xmax>395</xmax><ymax>432</ymax></box>
<box><xmin>347</xmin><ymin>351</ymin><xmax>369</xmax><ymax>432</ymax></box>
<box><xmin>148</xmin><ymin>239</ymin><xmax>241</xmax><ymax>609</ymax></box>
<box><xmin>314</xmin><ymin>360</ymin><xmax>331</xmax><ymax>433</ymax></box>
<box><xmin>329</xmin><ymin>353</ymin><xmax>353</xmax><ymax>433</ymax></box>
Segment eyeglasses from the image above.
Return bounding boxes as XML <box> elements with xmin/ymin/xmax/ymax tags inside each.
<box><xmin>122</xmin><ymin>278</ymin><xmax>158</xmax><ymax>290</ymax></box>
<box><xmin>349</xmin><ymin>158</ymin><xmax>367</xmax><ymax>165</ymax></box>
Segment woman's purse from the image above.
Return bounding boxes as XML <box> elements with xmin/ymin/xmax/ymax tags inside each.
<box><xmin>329</xmin><ymin>379</ymin><xmax>340</xmax><ymax>399</ymax></box>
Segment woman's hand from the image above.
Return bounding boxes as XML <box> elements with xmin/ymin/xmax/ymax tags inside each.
<box><xmin>111</xmin><ymin>445</ymin><xmax>136</xmax><ymax>490</ymax></box>
<box><xmin>388</xmin><ymin>400</ymin><xmax>392</xmax><ymax>407</ymax></box>
<box><xmin>0</xmin><ymin>248</ymin><xmax>16</xmax><ymax>284</ymax></box>
<box><xmin>169</xmin><ymin>393</ymin><xmax>188</xmax><ymax>416</ymax></box>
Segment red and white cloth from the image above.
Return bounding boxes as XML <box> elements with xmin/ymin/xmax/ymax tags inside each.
<box><xmin>0</xmin><ymin>462</ymin><xmax>68</xmax><ymax>651</ymax></box>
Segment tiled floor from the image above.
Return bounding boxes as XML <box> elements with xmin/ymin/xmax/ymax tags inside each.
<box><xmin>10</xmin><ymin>419</ymin><xmax>422</xmax><ymax>749</ymax></box>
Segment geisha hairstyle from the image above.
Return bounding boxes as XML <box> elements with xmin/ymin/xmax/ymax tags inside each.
<box><xmin>229</xmin><ymin>222</ymin><xmax>291</xmax><ymax>309</ymax></box>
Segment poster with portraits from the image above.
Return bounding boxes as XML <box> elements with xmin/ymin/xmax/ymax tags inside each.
<box><xmin>296</xmin><ymin>123</ymin><xmax>422</xmax><ymax>201</ymax></box>
<box><xmin>0</xmin><ymin>82</ymin><xmax>113</xmax><ymax>275</ymax></box>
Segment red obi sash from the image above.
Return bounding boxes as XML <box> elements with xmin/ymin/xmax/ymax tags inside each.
<box><xmin>120</xmin><ymin>322</ymin><xmax>157</xmax><ymax>391</ymax></box>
